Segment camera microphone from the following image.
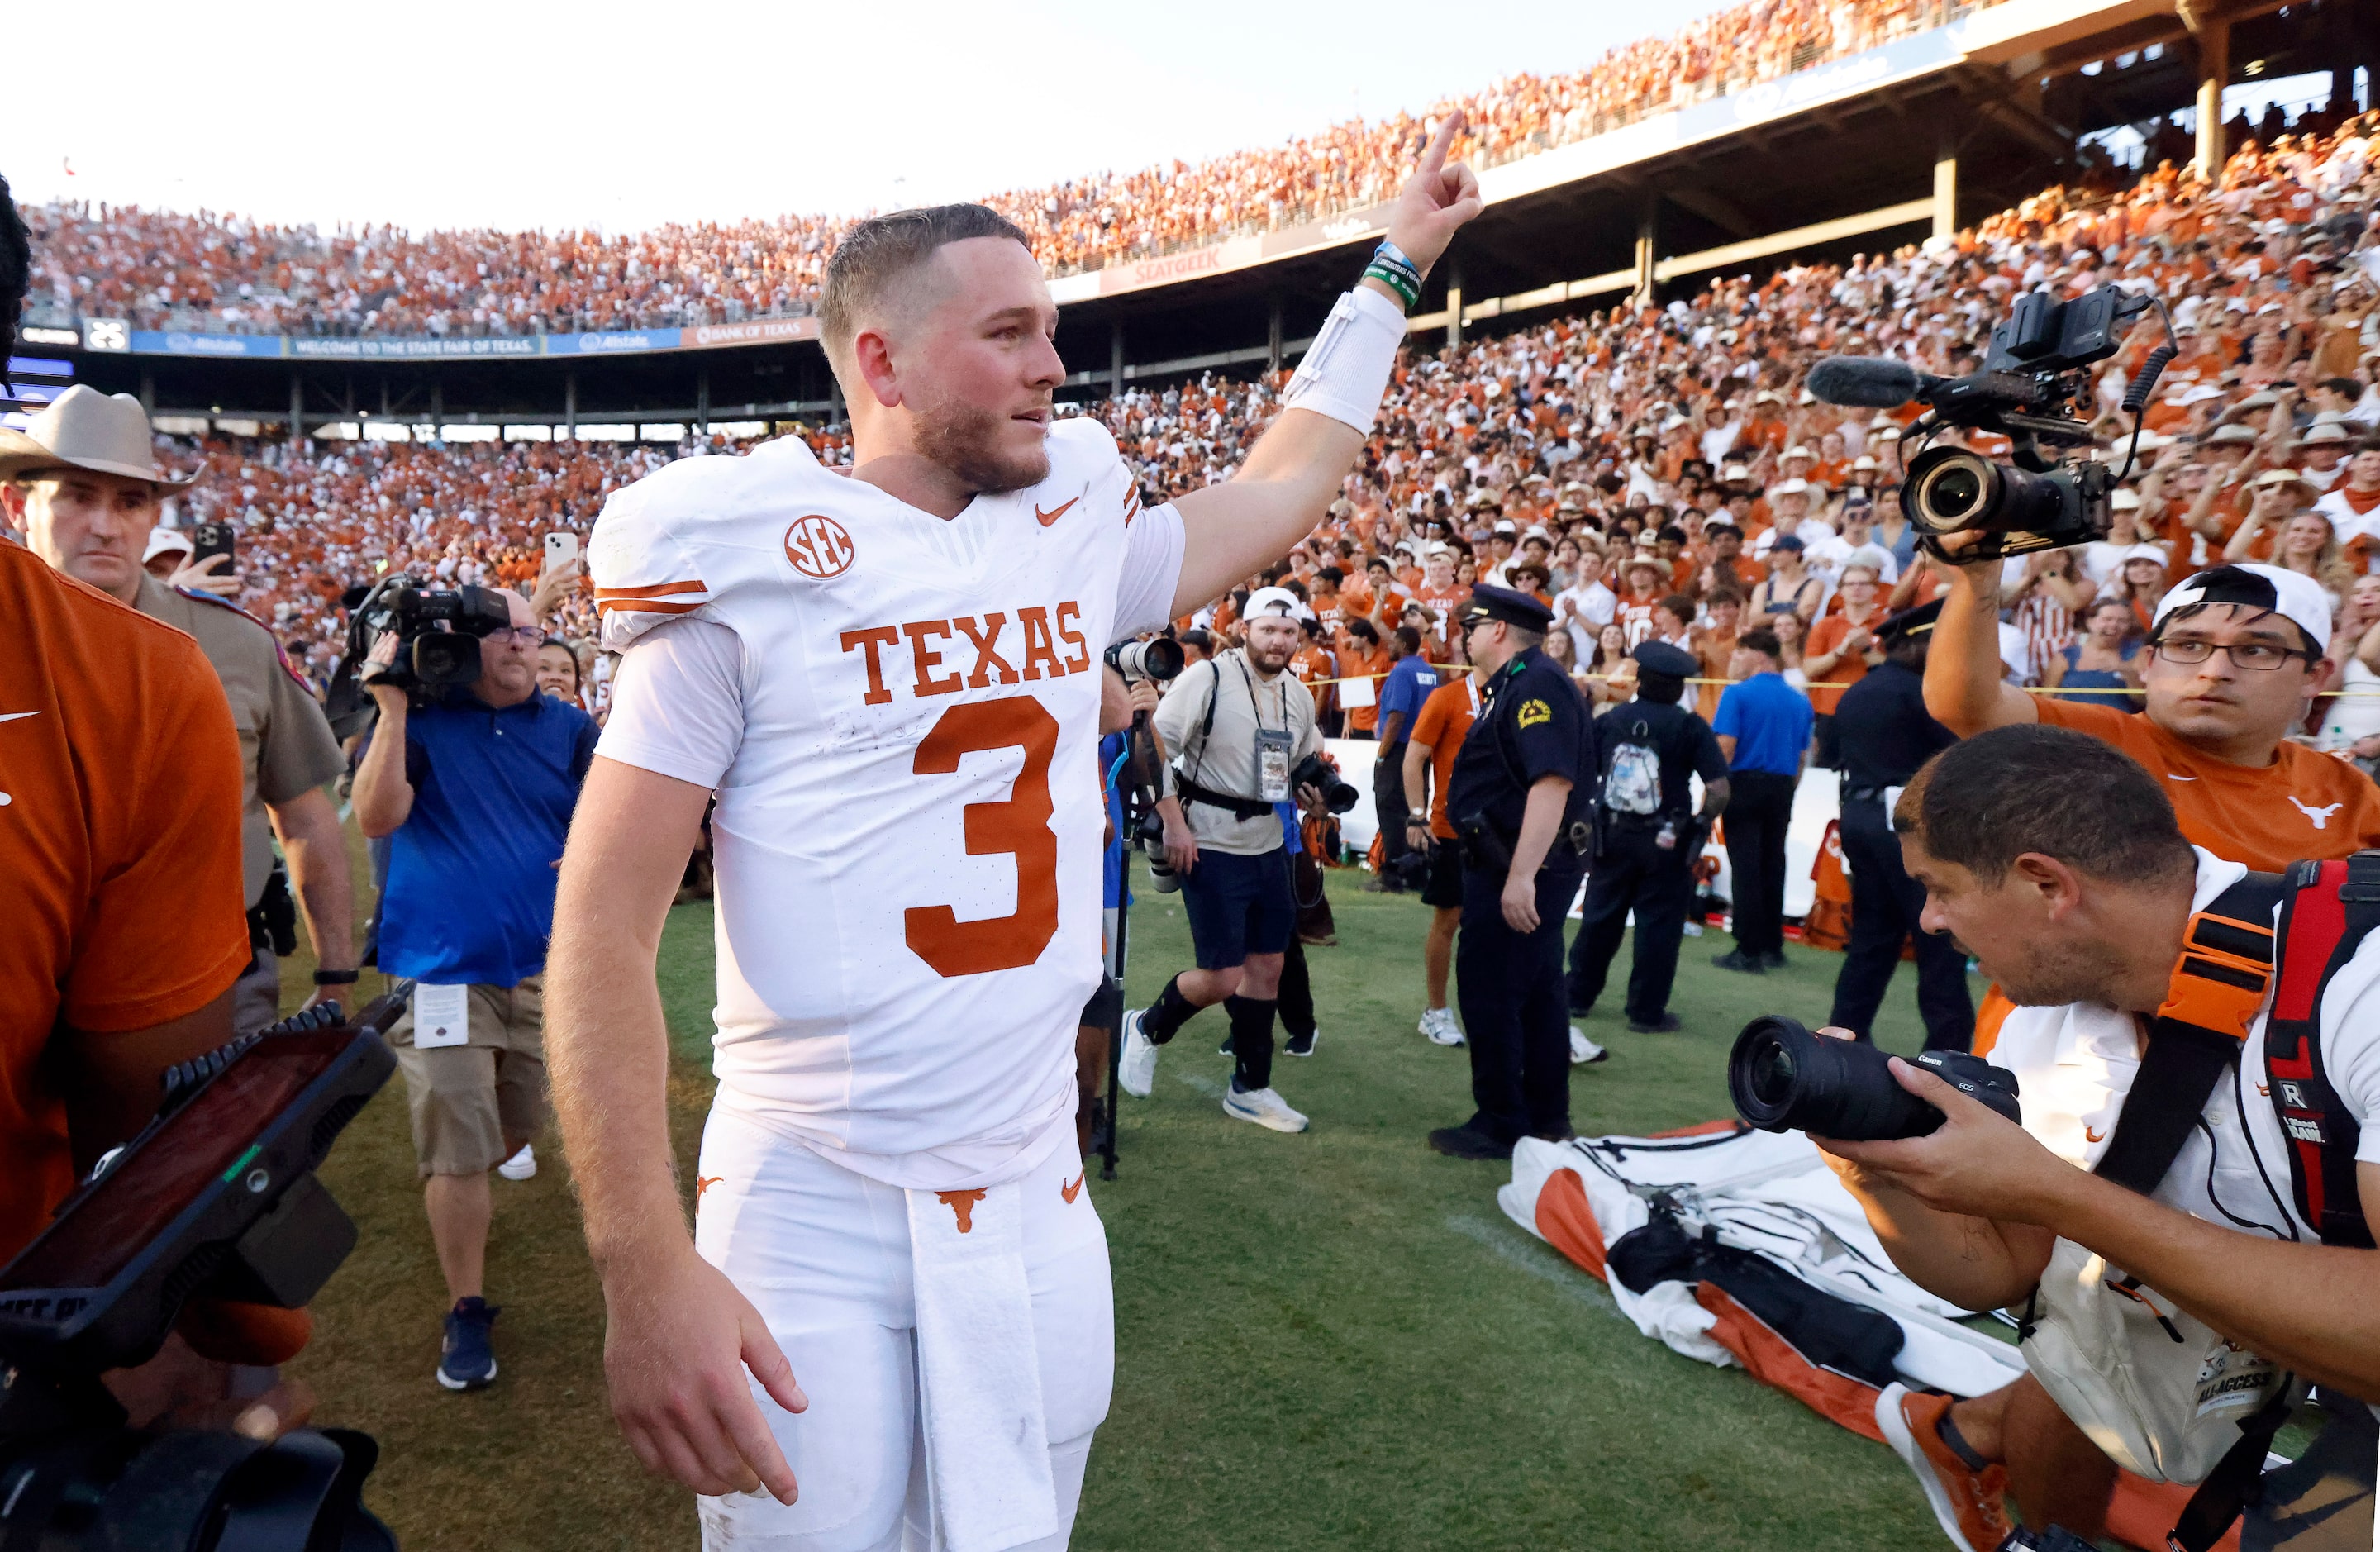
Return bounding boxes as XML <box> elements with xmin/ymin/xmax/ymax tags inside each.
<box><xmin>1806</xmin><ymin>355</ymin><xmax>1933</xmax><ymax>409</ymax></box>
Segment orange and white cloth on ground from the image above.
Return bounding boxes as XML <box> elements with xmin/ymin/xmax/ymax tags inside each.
<box><xmin>1498</xmin><ymin>1126</ymin><xmax>2025</xmax><ymax>1427</ymax></box>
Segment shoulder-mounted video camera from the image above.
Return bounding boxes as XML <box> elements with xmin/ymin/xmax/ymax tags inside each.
<box><xmin>0</xmin><ymin>995</ymin><xmax>403</xmax><ymax>1550</ymax></box>
<box><xmin>1808</xmin><ymin>283</ymin><xmax>2178</xmax><ymax>563</ymax></box>
<box><xmin>324</xmin><ymin>574</ymin><xmax>516</xmax><ymax>739</ymax></box>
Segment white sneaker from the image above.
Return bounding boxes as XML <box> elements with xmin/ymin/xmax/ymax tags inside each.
<box><xmin>497</xmin><ymin>1144</ymin><xmax>536</xmax><ymax>1181</ymax></box>
<box><xmin>1419</xmin><ymin>1007</ymin><xmax>1465</xmax><ymax>1046</ymax></box>
<box><xmin>1568</xmin><ymin>1026</ymin><xmax>1608</xmax><ymax>1065</ymax></box>
<box><xmin>1119</xmin><ymin>1008</ymin><xmax>1158</xmax><ymax>1097</ymax></box>
<box><xmin>1221</xmin><ymin>1085</ymin><xmax>1309</xmax><ymax>1132</ymax></box>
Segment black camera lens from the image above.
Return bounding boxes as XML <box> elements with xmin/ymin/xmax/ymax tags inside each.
<box><xmin>1904</xmin><ymin>446</ymin><xmax>2079</xmax><ymax>538</ymax></box>
<box><xmin>1292</xmin><ymin>754</ymin><xmax>1360</xmax><ymax>813</ymax></box>
<box><xmin>1727</xmin><ymin>1016</ymin><xmax>1942</xmax><ymax>1140</ymax></box>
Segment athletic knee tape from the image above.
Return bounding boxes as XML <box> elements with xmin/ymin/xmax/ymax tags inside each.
<box><xmin>1281</xmin><ymin>287</ymin><xmax>1407</xmax><ymax>436</ymax></box>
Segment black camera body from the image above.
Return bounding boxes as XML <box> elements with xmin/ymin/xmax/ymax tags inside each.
<box><xmin>1728</xmin><ymin>1016</ymin><xmax>2021</xmax><ymax>1140</ymax></box>
<box><xmin>1292</xmin><ymin>752</ymin><xmax>1360</xmax><ymax>815</ymax></box>
<box><xmin>1809</xmin><ymin>283</ymin><xmax>2166</xmax><ymax>564</ymax></box>
<box><xmin>365</xmin><ymin>579</ymin><xmax>516</xmax><ymax>691</ymax></box>
<box><xmin>0</xmin><ymin>999</ymin><xmax>402</xmax><ymax>1551</ymax></box>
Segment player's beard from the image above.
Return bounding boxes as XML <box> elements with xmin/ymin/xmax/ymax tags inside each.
<box><xmin>913</xmin><ymin>382</ymin><xmax>1050</xmax><ymax>496</ymax></box>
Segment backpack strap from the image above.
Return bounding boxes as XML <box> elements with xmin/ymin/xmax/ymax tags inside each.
<box><xmin>2264</xmin><ymin>851</ymin><xmax>2379</xmax><ymax>1250</ymax></box>
<box><xmin>2092</xmin><ymin>871</ymin><xmax>2285</xmax><ymax>1197</ymax></box>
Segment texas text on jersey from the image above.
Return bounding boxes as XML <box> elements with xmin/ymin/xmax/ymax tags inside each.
<box><xmin>590</xmin><ymin>417</ymin><xmax>1184</xmax><ymax>1191</ymax></box>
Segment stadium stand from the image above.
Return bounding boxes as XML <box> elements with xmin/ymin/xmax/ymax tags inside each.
<box><xmin>26</xmin><ymin>0</ymin><xmax>1997</xmax><ymax>339</ymax></box>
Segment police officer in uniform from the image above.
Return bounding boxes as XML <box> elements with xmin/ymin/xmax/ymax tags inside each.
<box><xmin>1567</xmin><ymin>641</ymin><xmax>1730</xmax><ymax>1033</ymax></box>
<box><xmin>1825</xmin><ymin>599</ymin><xmax>1973</xmax><ymax>1050</ymax></box>
<box><xmin>1427</xmin><ymin>585</ymin><xmax>1595</xmax><ymax>1162</ymax></box>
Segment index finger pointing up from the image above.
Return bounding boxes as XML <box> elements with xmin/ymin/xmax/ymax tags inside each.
<box><xmin>1421</xmin><ymin>111</ymin><xmax>1465</xmax><ymax>176</ymax></box>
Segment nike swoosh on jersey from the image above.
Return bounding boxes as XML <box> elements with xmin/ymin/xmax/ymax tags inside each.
<box><xmin>2084</xmin><ymin>1126</ymin><xmax>2105</xmax><ymax>1143</ymax></box>
<box><xmin>0</xmin><ymin>712</ymin><xmax>40</xmax><ymax>724</ymax></box>
<box><xmin>1035</xmin><ymin>497</ymin><xmax>1080</xmax><ymax>528</ymax></box>
<box><xmin>1060</xmin><ymin>1173</ymin><xmax>1084</xmax><ymax>1204</ymax></box>
<box><xmin>2164</xmin><ymin>774</ymin><xmax>2198</xmax><ymax>782</ymax></box>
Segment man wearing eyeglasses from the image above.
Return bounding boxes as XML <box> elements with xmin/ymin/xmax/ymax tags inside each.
<box><xmin>1928</xmin><ymin>559</ymin><xmax>2380</xmax><ymax>876</ymax></box>
<box><xmin>1890</xmin><ymin>556</ymin><xmax>2380</xmax><ymax>1551</ymax></box>
<box><xmin>353</xmin><ymin>586</ymin><xmax>597</xmax><ymax>1393</ymax></box>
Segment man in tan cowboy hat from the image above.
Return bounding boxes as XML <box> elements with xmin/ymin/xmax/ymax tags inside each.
<box><xmin>0</xmin><ymin>385</ymin><xmax>356</xmax><ymax>1034</ymax></box>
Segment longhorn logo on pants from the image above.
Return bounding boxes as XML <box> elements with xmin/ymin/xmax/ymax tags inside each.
<box><xmin>936</xmin><ymin>1189</ymin><xmax>988</xmax><ymax>1233</ymax></box>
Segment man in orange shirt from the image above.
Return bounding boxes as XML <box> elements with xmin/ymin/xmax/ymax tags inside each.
<box><xmin>1912</xmin><ymin>554</ymin><xmax>2380</xmax><ymax>1545</ymax></box>
<box><xmin>1803</xmin><ymin>563</ymin><xmax>1887</xmax><ymax>769</ymax></box>
<box><xmin>1401</xmin><ymin>662</ymin><xmax>1478</xmax><ymax>1047</ymax></box>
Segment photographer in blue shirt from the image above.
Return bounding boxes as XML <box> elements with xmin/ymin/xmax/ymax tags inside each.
<box><xmin>353</xmin><ymin>586</ymin><xmax>597</xmax><ymax>1393</ymax></box>
<box><xmin>1709</xmin><ymin>626</ymin><xmax>1812</xmax><ymax>976</ymax></box>
<box><xmin>1369</xmin><ymin>625</ymin><xmax>1440</xmax><ymax>892</ymax></box>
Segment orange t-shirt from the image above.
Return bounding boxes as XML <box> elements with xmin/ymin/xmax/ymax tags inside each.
<box><xmin>1336</xmin><ymin>640</ymin><xmax>1389</xmax><ymax>731</ymax></box>
<box><xmin>1</xmin><ymin>542</ymin><xmax>250</xmax><ymax>1263</ymax></box>
<box><xmin>1407</xmin><ymin>674</ymin><xmax>1479</xmax><ymax>840</ymax></box>
<box><xmin>1803</xmin><ymin>609</ymin><xmax>1883</xmax><ymax>715</ymax></box>
<box><xmin>2034</xmin><ymin>697</ymin><xmax>2380</xmax><ymax>870</ymax></box>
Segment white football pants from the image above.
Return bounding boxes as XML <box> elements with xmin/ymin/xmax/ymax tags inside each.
<box><xmin>692</xmin><ymin>1108</ymin><xmax>1114</xmax><ymax>1552</ymax></box>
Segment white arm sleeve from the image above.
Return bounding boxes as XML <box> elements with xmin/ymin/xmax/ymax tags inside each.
<box><xmin>593</xmin><ymin>617</ymin><xmax>747</xmax><ymax>789</ymax></box>
<box><xmin>1111</xmin><ymin>499</ymin><xmax>1187</xmax><ymax>641</ymax></box>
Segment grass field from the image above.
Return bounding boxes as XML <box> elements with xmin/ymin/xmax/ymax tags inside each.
<box><xmin>285</xmin><ymin>862</ymin><xmax>1966</xmax><ymax>1551</ymax></box>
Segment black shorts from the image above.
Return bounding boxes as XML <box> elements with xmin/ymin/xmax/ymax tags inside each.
<box><xmin>1181</xmin><ymin>846</ymin><xmax>1296</xmax><ymax>969</ymax></box>
<box><xmin>1422</xmin><ymin>837</ymin><xmax>1465</xmax><ymax>908</ymax></box>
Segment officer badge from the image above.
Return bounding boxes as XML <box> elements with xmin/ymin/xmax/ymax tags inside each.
<box><xmin>1516</xmin><ymin>699</ymin><xmax>1552</xmax><ymax>729</ymax></box>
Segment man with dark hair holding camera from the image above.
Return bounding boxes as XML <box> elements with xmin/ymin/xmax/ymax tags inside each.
<box><xmin>1927</xmin><ymin>557</ymin><xmax>2380</xmax><ymax>874</ymax></box>
<box><xmin>0</xmin><ymin>387</ymin><xmax>355</xmax><ymax>1035</ymax></box>
<box><xmin>1427</xmin><ymin>583</ymin><xmax>1597</xmax><ymax>1162</ymax></box>
<box><xmin>353</xmin><ymin>585</ymin><xmax>597</xmax><ymax>1392</ymax></box>
<box><xmin>1119</xmin><ymin>587</ymin><xmax>1326</xmax><ymax>1131</ymax></box>
<box><xmin>1816</xmin><ymin>725</ymin><xmax>2377</xmax><ymax>1552</ymax></box>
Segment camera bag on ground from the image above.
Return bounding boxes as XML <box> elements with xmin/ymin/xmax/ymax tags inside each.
<box><xmin>2019</xmin><ymin>856</ymin><xmax>2376</xmax><ymax>1552</ymax></box>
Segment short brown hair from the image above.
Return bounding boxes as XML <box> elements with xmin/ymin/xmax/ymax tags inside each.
<box><xmin>819</xmin><ymin>203</ymin><xmax>1032</xmax><ymax>364</ymax></box>
<box><xmin>1893</xmin><ymin>725</ymin><xmax>2192</xmax><ymax>887</ymax></box>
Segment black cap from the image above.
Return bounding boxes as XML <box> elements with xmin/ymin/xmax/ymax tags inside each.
<box><xmin>1632</xmin><ymin>640</ymin><xmax>1700</xmax><ymax>678</ymax></box>
<box><xmin>1875</xmin><ymin>598</ymin><xmax>1943</xmax><ymax>648</ymax></box>
<box><xmin>1459</xmin><ymin>583</ymin><xmax>1555</xmax><ymax>633</ymax></box>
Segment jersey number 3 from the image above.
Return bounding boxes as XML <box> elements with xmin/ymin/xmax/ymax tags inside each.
<box><xmin>904</xmin><ymin>697</ymin><xmax>1060</xmax><ymax>977</ymax></box>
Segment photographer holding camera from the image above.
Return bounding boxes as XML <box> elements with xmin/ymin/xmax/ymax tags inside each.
<box><xmin>1118</xmin><ymin>587</ymin><xmax>1332</xmax><ymax>1132</ymax></box>
<box><xmin>1806</xmin><ymin>726</ymin><xmax>2376</xmax><ymax>1552</ymax></box>
<box><xmin>0</xmin><ymin>387</ymin><xmax>356</xmax><ymax>1035</ymax></box>
<box><xmin>352</xmin><ymin>583</ymin><xmax>597</xmax><ymax>1392</ymax></box>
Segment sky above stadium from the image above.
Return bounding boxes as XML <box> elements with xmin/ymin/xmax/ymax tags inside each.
<box><xmin>13</xmin><ymin>0</ymin><xmax>1735</xmax><ymax>235</ymax></box>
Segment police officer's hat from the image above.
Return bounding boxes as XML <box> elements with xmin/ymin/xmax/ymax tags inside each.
<box><xmin>1874</xmin><ymin>599</ymin><xmax>1944</xmax><ymax>649</ymax></box>
<box><xmin>1458</xmin><ymin>583</ymin><xmax>1555</xmax><ymax>634</ymax></box>
<box><xmin>1630</xmin><ymin>640</ymin><xmax>1700</xmax><ymax>679</ymax></box>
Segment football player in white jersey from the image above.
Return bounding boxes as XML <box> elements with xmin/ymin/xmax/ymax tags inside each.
<box><xmin>545</xmin><ymin>119</ymin><xmax>1479</xmax><ymax>1552</ymax></box>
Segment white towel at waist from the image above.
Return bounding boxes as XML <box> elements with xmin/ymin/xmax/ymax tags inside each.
<box><xmin>905</xmin><ymin>1178</ymin><xmax>1057</xmax><ymax>1552</ymax></box>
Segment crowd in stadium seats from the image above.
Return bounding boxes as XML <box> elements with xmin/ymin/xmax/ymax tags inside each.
<box><xmin>31</xmin><ymin>0</ymin><xmax>1985</xmax><ymax>339</ymax></box>
<box><xmin>156</xmin><ymin>106</ymin><xmax>2380</xmax><ymax>764</ymax></box>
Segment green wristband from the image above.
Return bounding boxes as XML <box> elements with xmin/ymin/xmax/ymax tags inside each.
<box><xmin>1363</xmin><ymin>262</ymin><xmax>1421</xmax><ymax>310</ymax></box>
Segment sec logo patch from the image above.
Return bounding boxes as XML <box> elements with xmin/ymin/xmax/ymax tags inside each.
<box><xmin>785</xmin><ymin>514</ymin><xmax>856</xmax><ymax>579</ymax></box>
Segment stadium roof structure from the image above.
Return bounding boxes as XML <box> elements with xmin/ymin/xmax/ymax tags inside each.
<box><xmin>36</xmin><ymin>0</ymin><xmax>2370</xmax><ymax>439</ymax></box>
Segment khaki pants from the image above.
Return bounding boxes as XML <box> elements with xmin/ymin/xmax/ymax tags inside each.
<box><xmin>232</xmin><ymin>946</ymin><xmax>283</xmax><ymax>1037</ymax></box>
<box><xmin>388</xmin><ymin>977</ymin><xmax>547</xmax><ymax>1178</ymax></box>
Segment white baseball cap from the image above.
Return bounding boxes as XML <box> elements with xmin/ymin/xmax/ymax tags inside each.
<box><xmin>2153</xmin><ymin>562</ymin><xmax>2332</xmax><ymax>653</ymax></box>
<box><xmin>1245</xmin><ymin>586</ymin><xmax>1302</xmax><ymax>619</ymax></box>
<box><xmin>143</xmin><ymin>526</ymin><xmax>194</xmax><ymax>564</ymax></box>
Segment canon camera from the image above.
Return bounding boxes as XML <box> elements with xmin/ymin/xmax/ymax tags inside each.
<box><xmin>1807</xmin><ymin>283</ymin><xmax>2176</xmax><ymax>563</ymax></box>
<box><xmin>1727</xmin><ymin>1016</ymin><xmax>2020</xmax><ymax>1140</ymax></box>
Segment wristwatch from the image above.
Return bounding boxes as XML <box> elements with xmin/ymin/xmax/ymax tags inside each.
<box><xmin>312</xmin><ymin>969</ymin><xmax>361</xmax><ymax>987</ymax></box>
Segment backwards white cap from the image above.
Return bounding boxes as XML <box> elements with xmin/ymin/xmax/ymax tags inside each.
<box><xmin>2152</xmin><ymin>563</ymin><xmax>2332</xmax><ymax>653</ymax></box>
<box><xmin>1245</xmin><ymin>585</ymin><xmax>1302</xmax><ymax>620</ymax></box>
